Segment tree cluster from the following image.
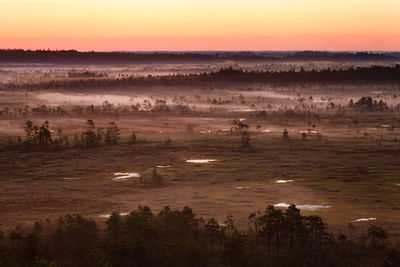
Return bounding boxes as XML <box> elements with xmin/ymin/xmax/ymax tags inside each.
<box><xmin>0</xmin><ymin>205</ymin><xmax>398</xmax><ymax>267</ymax></box>
<box><xmin>349</xmin><ymin>96</ymin><xmax>389</xmax><ymax>112</ymax></box>
<box><xmin>23</xmin><ymin>120</ymin><xmax>53</xmax><ymax>147</ymax></box>
<box><xmin>73</xmin><ymin>120</ymin><xmax>120</xmax><ymax>148</ymax></box>
<box><xmin>16</xmin><ymin>120</ymin><xmax>122</xmax><ymax>151</ymax></box>
<box><xmin>0</xmin><ymin>99</ymin><xmax>190</xmax><ymax>119</ymax></box>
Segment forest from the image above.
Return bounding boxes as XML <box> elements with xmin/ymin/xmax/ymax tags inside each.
<box><xmin>1</xmin><ymin>204</ymin><xmax>399</xmax><ymax>267</ymax></box>
<box><xmin>0</xmin><ymin>50</ymin><xmax>398</xmax><ymax>64</ymax></box>
<box><xmin>3</xmin><ymin>65</ymin><xmax>400</xmax><ymax>91</ymax></box>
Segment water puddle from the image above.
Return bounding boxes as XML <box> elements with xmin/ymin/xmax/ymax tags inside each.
<box><xmin>274</xmin><ymin>203</ymin><xmax>331</xmax><ymax>211</ymax></box>
<box><xmin>98</xmin><ymin>212</ymin><xmax>129</xmax><ymax>218</ymax></box>
<box><xmin>62</xmin><ymin>177</ymin><xmax>81</xmax><ymax>180</ymax></box>
<box><xmin>186</xmin><ymin>159</ymin><xmax>218</xmax><ymax>164</ymax></box>
<box><xmin>228</xmin><ymin>109</ymin><xmax>254</xmax><ymax>112</ymax></box>
<box><xmin>353</xmin><ymin>218</ymin><xmax>377</xmax><ymax>223</ymax></box>
<box><xmin>298</xmin><ymin>130</ymin><xmax>320</xmax><ymax>135</ymax></box>
<box><xmin>113</xmin><ymin>172</ymin><xmax>141</xmax><ymax>180</ymax></box>
<box><xmin>236</xmin><ymin>186</ymin><xmax>251</xmax><ymax>190</ymax></box>
<box><xmin>275</xmin><ymin>180</ymin><xmax>294</xmax><ymax>184</ymax></box>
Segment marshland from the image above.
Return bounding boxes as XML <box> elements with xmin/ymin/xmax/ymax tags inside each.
<box><xmin>1</xmin><ymin>50</ymin><xmax>400</xmax><ymax>266</ymax></box>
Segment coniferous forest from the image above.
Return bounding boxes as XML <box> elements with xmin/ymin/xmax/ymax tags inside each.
<box><xmin>1</xmin><ymin>205</ymin><xmax>399</xmax><ymax>267</ymax></box>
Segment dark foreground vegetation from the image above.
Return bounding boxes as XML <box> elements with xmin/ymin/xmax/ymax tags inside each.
<box><xmin>0</xmin><ymin>50</ymin><xmax>398</xmax><ymax>64</ymax></box>
<box><xmin>4</xmin><ymin>65</ymin><xmax>400</xmax><ymax>91</ymax></box>
<box><xmin>1</xmin><ymin>205</ymin><xmax>399</xmax><ymax>267</ymax></box>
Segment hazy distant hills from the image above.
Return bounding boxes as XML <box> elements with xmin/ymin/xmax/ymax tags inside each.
<box><xmin>0</xmin><ymin>49</ymin><xmax>399</xmax><ymax>64</ymax></box>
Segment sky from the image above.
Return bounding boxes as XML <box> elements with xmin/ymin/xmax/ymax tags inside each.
<box><xmin>1</xmin><ymin>0</ymin><xmax>400</xmax><ymax>51</ymax></box>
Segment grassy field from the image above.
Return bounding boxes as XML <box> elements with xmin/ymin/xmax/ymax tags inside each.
<box><xmin>1</xmin><ymin>111</ymin><xmax>399</xmax><ymax>240</ymax></box>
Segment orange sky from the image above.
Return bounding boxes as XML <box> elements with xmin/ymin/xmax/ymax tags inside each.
<box><xmin>1</xmin><ymin>0</ymin><xmax>400</xmax><ymax>51</ymax></box>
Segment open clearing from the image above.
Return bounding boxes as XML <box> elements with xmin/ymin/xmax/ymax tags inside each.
<box><xmin>1</xmin><ymin>114</ymin><xmax>400</xmax><ymax>237</ymax></box>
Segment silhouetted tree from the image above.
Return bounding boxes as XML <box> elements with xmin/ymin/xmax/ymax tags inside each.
<box><xmin>83</xmin><ymin>120</ymin><xmax>98</xmax><ymax>148</ymax></box>
<box><xmin>104</xmin><ymin>122</ymin><xmax>120</xmax><ymax>145</ymax></box>
<box><xmin>283</xmin><ymin>129</ymin><xmax>289</xmax><ymax>140</ymax></box>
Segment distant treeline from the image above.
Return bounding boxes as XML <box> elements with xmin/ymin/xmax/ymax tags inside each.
<box><xmin>1</xmin><ymin>204</ymin><xmax>399</xmax><ymax>267</ymax></box>
<box><xmin>0</xmin><ymin>49</ymin><xmax>398</xmax><ymax>64</ymax></box>
<box><xmin>4</xmin><ymin>65</ymin><xmax>400</xmax><ymax>90</ymax></box>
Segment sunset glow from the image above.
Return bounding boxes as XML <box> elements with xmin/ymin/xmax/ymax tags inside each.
<box><xmin>1</xmin><ymin>0</ymin><xmax>400</xmax><ymax>51</ymax></box>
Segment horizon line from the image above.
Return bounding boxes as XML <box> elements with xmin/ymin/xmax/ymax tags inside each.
<box><xmin>2</xmin><ymin>49</ymin><xmax>400</xmax><ymax>53</ymax></box>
